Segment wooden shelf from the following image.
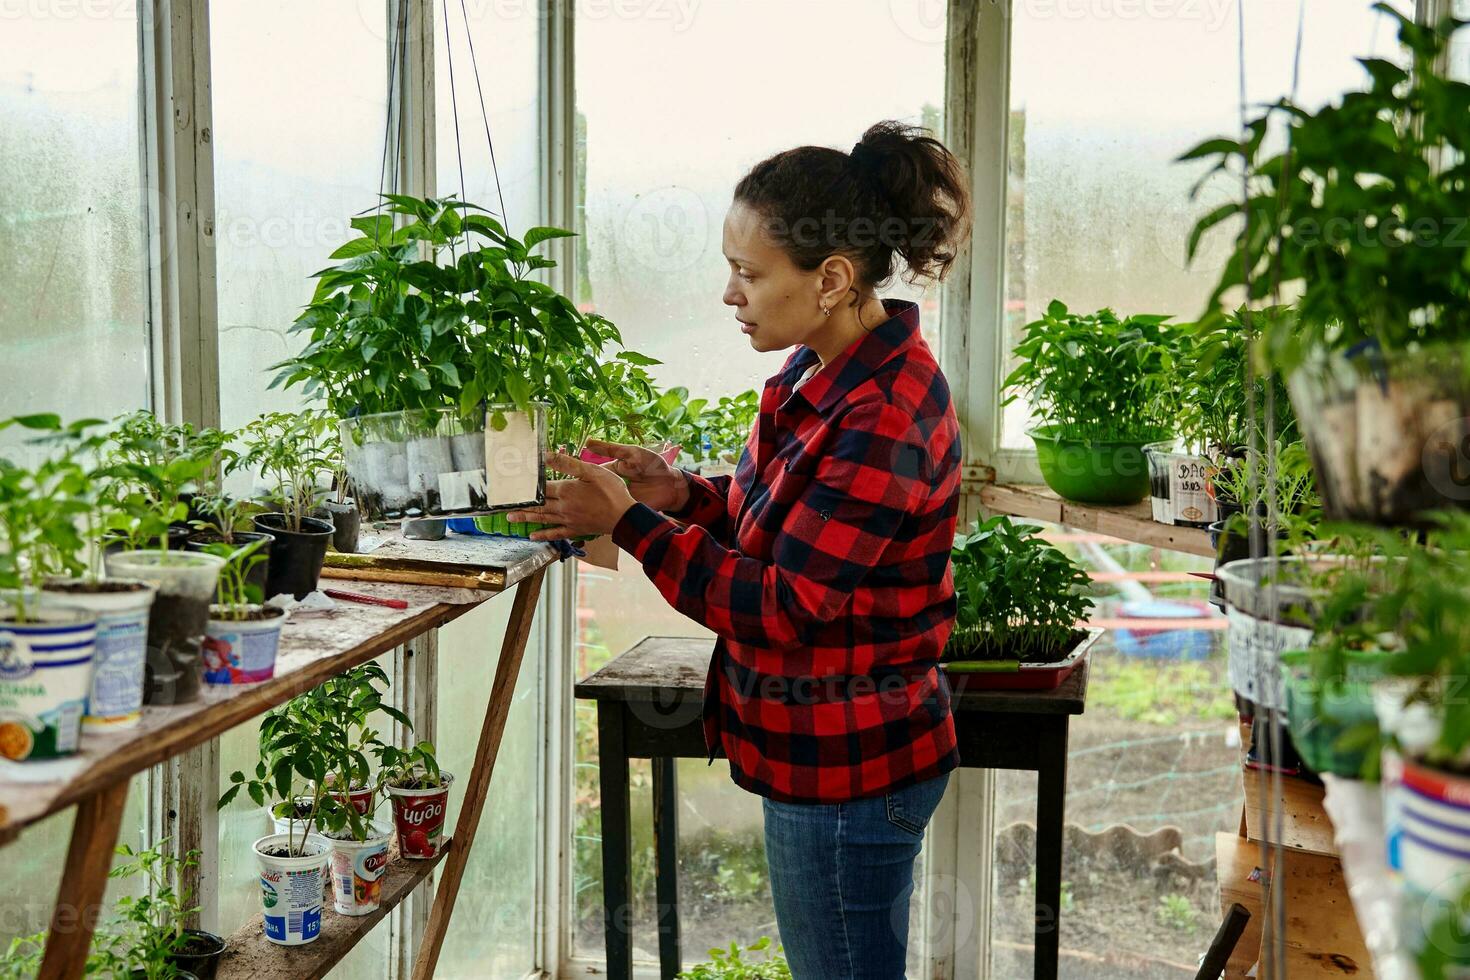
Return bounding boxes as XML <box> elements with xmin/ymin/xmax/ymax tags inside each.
<box><xmin>324</xmin><ymin>527</ymin><xmax>556</xmax><ymax>590</ymax></box>
<box><xmin>0</xmin><ymin>581</ymin><xmax>486</xmax><ymax>837</ymax></box>
<box><xmin>1215</xmin><ymin>832</ymin><xmax>1372</xmax><ymax>978</ymax></box>
<box><xmin>979</xmin><ymin>484</ymin><xmax>1215</xmax><ymax>557</ymax></box>
<box><xmin>0</xmin><ymin>530</ymin><xmax>559</xmax><ymax>843</ymax></box>
<box><xmin>1237</xmin><ymin>721</ymin><xmax>1338</xmax><ymax>858</ymax></box>
<box><xmin>1242</xmin><ymin>770</ymin><xmax>1338</xmax><ymax>859</ymax></box>
<box><xmin>1215</xmin><ymin>832</ymin><xmax>1269</xmax><ymax>980</ymax></box>
<box><xmin>216</xmin><ymin>841</ymin><xmax>450</xmax><ymax>979</ymax></box>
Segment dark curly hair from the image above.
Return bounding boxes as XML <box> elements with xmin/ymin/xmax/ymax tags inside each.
<box><xmin>733</xmin><ymin>120</ymin><xmax>972</xmax><ymax>306</ymax></box>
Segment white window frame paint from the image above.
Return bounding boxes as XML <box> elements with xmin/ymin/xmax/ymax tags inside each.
<box><xmin>130</xmin><ymin>2</ymin><xmax>559</xmax><ymax>976</ymax></box>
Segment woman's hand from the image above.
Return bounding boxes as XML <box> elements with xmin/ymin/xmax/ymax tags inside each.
<box><xmin>583</xmin><ymin>439</ymin><xmax>689</xmax><ymax>513</ymax></box>
<box><xmin>505</xmin><ymin>451</ymin><xmax>639</xmax><ymax>541</ymax></box>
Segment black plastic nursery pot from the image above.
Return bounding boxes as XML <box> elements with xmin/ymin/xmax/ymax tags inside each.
<box><xmin>185</xmin><ymin>530</ymin><xmax>274</xmax><ymax>604</ymax></box>
<box><xmin>167</xmin><ymin>929</ymin><xmax>226</xmax><ymax>980</ymax></box>
<box><xmin>317</xmin><ymin>497</ymin><xmax>361</xmax><ymax>554</ymax></box>
<box><xmin>253</xmin><ymin>514</ymin><xmax>333</xmax><ymax>601</ymax></box>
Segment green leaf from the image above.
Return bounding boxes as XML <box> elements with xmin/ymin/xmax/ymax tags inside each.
<box><xmin>523</xmin><ymin>226</ymin><xmax>577</xmax><ymax>251</ymax></box>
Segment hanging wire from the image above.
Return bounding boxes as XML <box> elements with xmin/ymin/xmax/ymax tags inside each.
<box><xmin>442</xmin><ymin>0</ymin><xmax>467</xmax><ymax>266</ymax></box>
<box><xmin>375</xmin><ymin>0</ymin><xmax>411</xmax><ymax>243</ymax></box>
<box><xmin>1236</xmin><ymin>0</ymin><xmax>1310</xmax><ymax>974</ymax></box>
<box><xmin>458</xmin><ymin>0</ymin><xmax>509</xmax><ymax>226</ymax></box>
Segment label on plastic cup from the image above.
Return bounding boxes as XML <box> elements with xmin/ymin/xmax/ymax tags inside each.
<box><xmin>202</xmin><ymin>616</ymin><xmax>281</xmax><ymax>685</ymax></box>
<box><xmin>389</xmin><ymin>783</ymin><xmax>451</xmax><ymax>859</ymax></box>
<box><xmin>0</xmin><ymin>620</ymin><xmax>97</xmax><ymax>760</ymax></box>
<box><xmin>255</xmin><ymin>835</ymin><xmax>328</xmax><ymax>947</ymax></box>
<box><xmin>330</xmin><ymin>835</ymin><xmax>390</xmax><ymax>915</ymax></box>
<box><xmin>260</xmin><ymin>862</ymin><xmax>324</xmax><ymax>945</ymax></box>
<box><xmin>84</xmin><ymin>606</ymin><xmax>150</xmax><ymax>729</ymax></box>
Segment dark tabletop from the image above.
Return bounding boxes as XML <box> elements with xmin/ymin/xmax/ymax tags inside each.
<box><xmin>574</xmin><ymin>635</ymin><xmax>1089</xmax><ymax>716</ymax></box>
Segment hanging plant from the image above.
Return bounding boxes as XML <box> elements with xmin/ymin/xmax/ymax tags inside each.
<box><xmin>1184</xmin><ymin>5</ymin><xmax>1470</xmax><ymax>526</ymax></box>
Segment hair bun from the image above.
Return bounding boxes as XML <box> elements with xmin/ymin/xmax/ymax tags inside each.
<box><xmin>733</xmin><ymin>119</ymin><xmax>973</xmax><ymax>291</ymax></box>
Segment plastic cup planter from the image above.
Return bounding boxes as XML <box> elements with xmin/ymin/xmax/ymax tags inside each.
<box><xmin>1376</xmin><ymin>742</ymin><xmax>1470</xmax><ymax>965</ymax></box>
<box><xmin>252</xmin><ymin>832</ymin><xmax>330</xmax><ymax>946</ymax></box>
<box><xmin>325</xmin><ymin>821</ymin><xmax>392</xmax><ymax>916</ymax></box>
<box><xmin>340</xmin><ymin>404</ymin><xmax>547</xmax><ymax>522</ymax></box>
<box><xmin>185</xmin><ymin>530</ymin><xmax>274</xmax><ymax>604</ymax></box>
<box><xmin>1215</xmin><ymin>555</ymin><xmax>1333</xmax><ymax>714</ymax></box>
<box><xmin>1280</xmin><ymin>648</ymin><xmax>1387</xmax><ymax>779</ymax></box>
<box><xmin>1027</xmin><ymin>425</ymin><xmax>1171</xmax><ymax>505</ymax></box>
<box><xmin>202</xmin><ymin>605</ymin><xmax>287</xmax><ymax>685</ymax></box>
<box><xmin>39</xmin><ymin>577</ymin><xmax>156</xmax><ymax>732</ymax></box>
<box><xmin>473</xmin><ymin>443</ymin><xmax>682</xmax><ymax>540</ymax></box>
<box><xmin>1288</xmin><ymin>341</ymin><xmax>1470</xmax><ymax>528</ymax></box>
<box><xmin>103</xmin><ymin>550</ymin><xmax>225</xmax><ymax>706</ymax></box>
<box><xmin>1143</xmin><ymin>440</ymin><xmax>1218</xmax><ymax>528</ymax></box>
<box><xmin>386</xmin><ymin>771</ymin><xmax>455</xmax><ymax>859</ymax></box>
<box><xmin>0</xmin><ymin>604</ymin><xmax>98</xmax><ymax>762</ymax></box>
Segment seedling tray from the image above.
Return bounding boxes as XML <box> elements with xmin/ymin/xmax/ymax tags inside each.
<box><xmin>941</xmin><ymin>627</ymin><xmax>1103</xmax><ymax>690</ymax></box>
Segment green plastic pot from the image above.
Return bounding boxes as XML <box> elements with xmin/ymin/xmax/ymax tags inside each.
<box><xmin>1281</xmin><ymin>648</ymin><xmax>1387</xmax><ymax>778</ymax></box>
<box><xmin>1027</xmin><ymin>425</ymin><xmax>1168</xmax><ymax>505</ymax></box>
<box><xmin>473</xmin><ymin>513</ymin><xmax>595</xmax><ymax>542</ymax></box>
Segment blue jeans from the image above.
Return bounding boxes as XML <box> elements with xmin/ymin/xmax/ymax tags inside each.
<box><xmin>762</xmin><ymin>772</ymin><xmax>950</xmax><ymax>979</ymax></box>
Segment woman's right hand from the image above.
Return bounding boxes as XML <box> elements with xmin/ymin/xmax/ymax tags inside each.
<box><xmin>583</xmin><ymin>439</ymin><xmax>689</xmax><ymax>514</ymax></box>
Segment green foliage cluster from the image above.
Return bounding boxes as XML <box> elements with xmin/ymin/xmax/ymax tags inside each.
<box><xmin>946</xmin><ymin>516</ymin><xmax>1094</xmax><ymax>662</ymax></box>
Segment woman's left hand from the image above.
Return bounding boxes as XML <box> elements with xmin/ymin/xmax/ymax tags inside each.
<box><xmin>505</xmin><ymin>451</ymin><xmax>638</xmax><ymax>541</ymax></box>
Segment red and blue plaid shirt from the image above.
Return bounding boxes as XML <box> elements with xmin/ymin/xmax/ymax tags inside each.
<box><xmin>612</xmin><ymin>299</ymin><xmax>962</xmax><ymax>803</ymax></box>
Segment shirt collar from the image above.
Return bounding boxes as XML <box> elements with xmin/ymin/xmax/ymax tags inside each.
<box><xmin>785</xmin><ymin>299</ymin><xmax>922</xmax><ymax>416</ymax></box>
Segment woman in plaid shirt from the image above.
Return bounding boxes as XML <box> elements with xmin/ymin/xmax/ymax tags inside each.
<box><xmin>509</xmin><ymin>120</ymin><xmax>972</xmax><ymax>979</ymax></box>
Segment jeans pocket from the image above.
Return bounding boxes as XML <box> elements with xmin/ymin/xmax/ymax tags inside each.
<box><xmin>883</xmin><ymin>774</ymin><xmax>950</xmax><ymax>837</ymax></box>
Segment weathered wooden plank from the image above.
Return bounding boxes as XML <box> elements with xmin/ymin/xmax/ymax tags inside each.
<box><xmin>979</xmin><ymin>484</ymin><xmax>1215</xmax><ymax>558</ymax></box>
<box><xmin>412</xmin><ymin>570</ymin><xmax>546</xmax><ymax>980</ymax></box>
<box><xmin>38</xmin><ymin>779</ymin><xmax>130</xmax><ymax>980</ymax></box>
<box><xmin>325</xmin><ymin>528</ymin><xmax>556</xmax><ymax>590</ymax></box>
<box><xmin>215</xmin><ymin>842</ymin><xmax>450</xmax><ymax>980</ymax></box>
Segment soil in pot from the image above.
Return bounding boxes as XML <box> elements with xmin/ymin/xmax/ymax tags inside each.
<box><xmin>39</xmin><ymin>578</ymin><xmax>155</xmax><ymax>732</ymax></box>
<box><xmin>167</xmin><ymin>928</ymin><xmax>226</xmax><ymax>980</ymax></box>
<box><xmin>185</xmin><ymin>531</ymin><xmax>273</xmax><ymax>603</ymax></box>
<box><xmin>253</xmin><ymin>514</ymin><xmax>333</xmax><ymax>600</ymax></box>
<box><xmin>101</xmin><ymin>551</ymin><xmax>224</xmax><ymax>706</ymax></box>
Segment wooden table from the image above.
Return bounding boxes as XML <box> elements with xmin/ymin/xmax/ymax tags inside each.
<box><xmin>2</xmin><ymin>533</ymin><xmax>557</xmax><ymax>980</ymax></box>
<box><xmin>575</xmin><ymin>636</ymin><xmax>1089</xmax><ymax>980</ymax></box>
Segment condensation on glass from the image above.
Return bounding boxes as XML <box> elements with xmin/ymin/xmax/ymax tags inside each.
<box><xmin>211</xmin><ymin>0</ymin><xmax>392</xmax><ymax>431</ymax></box>
<box><xmin>0</xmin><ymin>7</ymin><xmax>150</xmax><ymax>425</ymax></box>
<box><xmin>1000</xmin><ymin>0</ymin><xmax>1415</xmax><ymax>449</ymax></box>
